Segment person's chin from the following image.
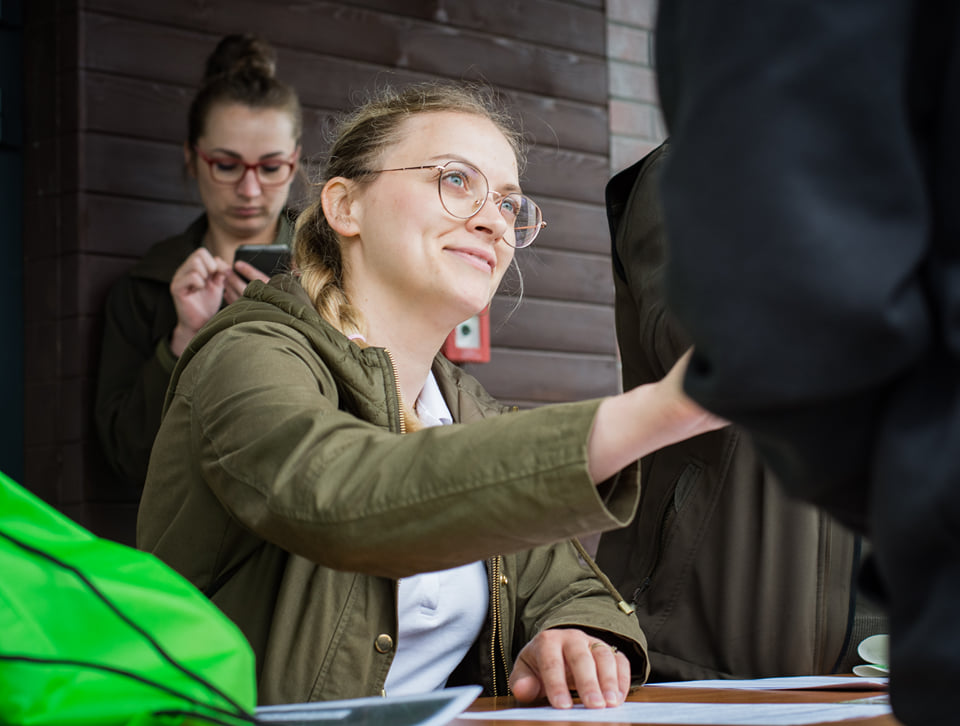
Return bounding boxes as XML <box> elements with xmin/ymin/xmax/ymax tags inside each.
<box><xmin>226</xmin><ymin>213</ymin><xmax>269</xmax><ymax>234</ymax></box>
<box><xmin>448</xmin><ymin>290</ymin><xmax>490</xmax><ymax>322</ymax></box>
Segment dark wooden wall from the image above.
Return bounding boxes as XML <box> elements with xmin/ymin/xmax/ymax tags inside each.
<box><xmin>22</xmin><ymin>0</ymin><xmax>615</xmax><ymax>544</ymax></box>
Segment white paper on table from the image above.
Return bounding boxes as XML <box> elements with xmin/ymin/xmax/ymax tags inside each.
<box><xmin>458</xmin><ymin>701</ymin><xmax>892</xmax><ymax>725</ymax></box>
<box><xmin>653</xmin><ymin>675</ymin><xmax>888</xmax><ymax>691</ymax></box>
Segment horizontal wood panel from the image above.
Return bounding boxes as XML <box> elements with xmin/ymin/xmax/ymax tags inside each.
<box><xmin>489</xmin><ymin>297</ymin><xmax>617</xmax><ymax>355</ymax></box>
<box><xmin>77</xmin><ymin>180</ymin><xmax>608</xmax><ymax>265</ymax></box>
<box><xmin>24</xmin><ymin>380</ymin><xmax>59</xmax><ymax>446</ymax></box>
<box><xmin>82</xmin><ymin>71</ymin><xmax>192</xmax><ymax>141</ymax></box>
<box><xmin>87</xmin><ymin>0</ymin><xmax>605</xmax><ymax>57</ymax></box>
<box><xmin>81</xmin><ymin>14</ymin><xmax>426</xmax><ymax>110</ymax></box>
<box><xmin>80</xmin><ymin>194</ymin><xmax>201</xmax><ymax>258</ymax></box>
<box><xmin>77</xmin><ymin>169</ymin><xmax>608</xmax><ymax>262</ymax></box>
<box><xmin>507</xmin><ymin>91</ymin><xmax>608</xmax><ymax>156</ymax></box>
<box><xmin>342</xmin><ymin>0</ymin><xmax>606</xmax><ymax>56</ymax></box>
<box><xmin>83</xmin><ymin>71</ymin><xmax>339</xmax><ymax>154</ymax></box>
<box><xmin>81</xmin><ymin>134</ymin><xmax>191</xmax><ymax>203</ymax></box>
<box><xmin>535</xmin><ymin>198</ymin><xmax>610</xmax><ymax>255</ymax></box>
<box><xmin>81</xmin><ymin>133</ymin><xmax>608</xmax><ymax>211</ymax></box>
<box><xmin>81</xmin><ymin>70</ymin><xmax>608</xmax><ymax>157</ymax></box>
<box><xmin>82</xmin><ymin>8</ymin><xmax>606</xmax><ymax>105</ymax></box>
<box><xmin>524</xmin><ymin>146</ymin><xmax>608</xmax><ymax>205</ymax></box>
<box><xmin>503</xmin><ymin>248</ymin><xmax>615</xmax><ymax>306</ymax></box>
<box><xmin>69</xmin><ymin>254</ymin><xmax>141</xmax><ymax>317</ymax></box>
<box><xmin>81</xmin><ymin>63</ymin><xmax>606</xmax><ymax>156</ymax></box>
<box><xmin>464</xmin><ymin>348</ymin><xmax>619</xmax><ymax>403</ymax></box>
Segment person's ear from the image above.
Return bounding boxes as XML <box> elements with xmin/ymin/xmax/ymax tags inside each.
<box><xmin>321</xmin><ymin>177</ymin><xmax>360</xmax><ymax>237</ymax></box>
<box><xmin>291</xmin><ymin>144</ymin><xmax>302</xmax><ymax>171</ymax></box>
<box><xmin>183</xmin><ymin>143</ymin><xmax>197</xmax><ymax>179</ymax></box>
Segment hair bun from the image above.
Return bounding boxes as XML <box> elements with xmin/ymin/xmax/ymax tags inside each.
<box><xmin>203</xmin><ymin>33</ymin><xmax>277</xmax><ymax>83</ymax></box>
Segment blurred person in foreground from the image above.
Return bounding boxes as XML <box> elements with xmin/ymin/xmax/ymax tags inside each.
<box><xmin>654</xmin><ymin>2</ymin><xmax>958</xmax><ymax>723</ymax></box>
<box><xmin>597</xmin><ymin>140</ymin><xmax>886</xmax><ymax>681</ymax></box>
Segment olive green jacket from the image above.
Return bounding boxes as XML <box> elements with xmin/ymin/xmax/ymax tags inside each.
<box><xmin>95</xmin><ymin>213</ymin><xmax>296</xmax><ymax>490</ymax></box>
<box><xmin>138</xmin><ymin>275</ymin><xmax>648</xmax><ymax>704</ymax></box>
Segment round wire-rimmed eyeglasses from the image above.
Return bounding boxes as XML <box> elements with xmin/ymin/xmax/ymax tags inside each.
<box><xmin>193</xmin><ymin>146</ymin><xmax>298</xmax><ymax>186</ymax></box>
<box><xmin>362</xmin><ymin>160</ymin><xmax>546</xmax><ymax>248</ymax></box>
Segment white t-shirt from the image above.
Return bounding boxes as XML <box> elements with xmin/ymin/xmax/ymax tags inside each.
<box><xmin>382</xmin><ymin>371</ymin><xmax>489</xmax><ymax>695</ymax></box>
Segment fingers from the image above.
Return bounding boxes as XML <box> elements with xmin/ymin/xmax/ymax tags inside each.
<box><xmin>173</xmin><ymin>248</ymin><xmax>219</xmax><ymax>282</ymax></box>
<box><xmin>587</xmin><ymin>641</ymin><xmax>630</xmax><ymax>708</ymax></box>
<box><xmin>171</xmin><ymin>249</ymin><xmax>229</xmax><ymax>294</ymax></box>
<box><xmin>510</xmin><ymin>634</ymin><xmax>569</xmax><ymax>708</ymax></box>
<box><xmin>534</xmin><ymin>634</ymin><xmax>576</xmax><ymax>709</ymax></box>
<box><xmin>572</xmin><ymin>641</ymin><xmax>624</xmax><ymax>709</ymax></box>
<box><xmin>509</xmin><ymin>630</ymin><xmax>631</xmax><ymax>710</ymax></box>
<box><xmin>233</xmin><ymin>259</ymin><xmax>270</xmax><ymax>283</ymax></box>
<box><xmin>223</xmin><ymin>269</ymin><xmax>252</xmax><ymax>304</ymax></box>
<box><xmin>508</xmin><ymin>653</ymin><xmax>545</xmax><ymax>704</ymax></box>
<box><xmin>169</xmin><ymin>249</ymin><xmax>231</xmax><ymax>338</ymax></box>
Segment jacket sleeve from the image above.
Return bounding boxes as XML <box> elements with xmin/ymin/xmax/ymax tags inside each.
<box><xmin>508</xmin><ymin>541</ymin><xmax>651</xmax><ymax>683</ymax></box>
<box><xmin>655</xmin><ymin>0</ymin><xmax>930</xmax><ymax>531</ymax></box>
<box><xmin>95</xmin><ymin>276</ymin><xmax>178</xmax><ymax>489</ymax></box>
<box><xmin>171</xmin><ymin>323</ymin><xmax>640</xmax><ymax>579</ymax></box>
<box><xmin>610</xmin><ymin>142</ymin><xmax>691</xmax><ymax>391</ymax></box>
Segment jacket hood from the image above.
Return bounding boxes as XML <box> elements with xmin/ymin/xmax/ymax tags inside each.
<box><xmin>166</xmin><ymin>274</ymin><xmax>505</xmax><ymax>424</ymax></box>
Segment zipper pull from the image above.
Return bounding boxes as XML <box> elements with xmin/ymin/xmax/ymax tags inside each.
<box><xmin>633</xmin><ymin>577</ymin><xmax>652</xmax><ymax>603</ymax></box>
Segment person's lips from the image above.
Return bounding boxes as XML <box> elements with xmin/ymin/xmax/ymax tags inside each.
<box><xmin>231</xmin><ymin>206</ymin><xmax>265</xmax><ymax>218</ymax></box>
<box><xmin>446</xmin><ymin>245</ymin><xmax>496</xmax><ymax>273</ymax></box>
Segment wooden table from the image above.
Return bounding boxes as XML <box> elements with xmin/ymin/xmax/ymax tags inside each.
<box><xmin>452</xmin><ymin>684</ymin><xmax>902</xmax><ymax>726</ymax></box>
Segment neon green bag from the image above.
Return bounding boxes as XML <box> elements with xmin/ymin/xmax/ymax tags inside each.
<box><xmin>0</xmin><ymin>471</ymin><xmax>256</xmax><ymax>726</ymax></box>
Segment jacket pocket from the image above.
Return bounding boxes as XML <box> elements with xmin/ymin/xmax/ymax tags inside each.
<box><xmin>630</xmin><ymin>459</ymin><xmax>704</xmax><ymax>607</ymax></box>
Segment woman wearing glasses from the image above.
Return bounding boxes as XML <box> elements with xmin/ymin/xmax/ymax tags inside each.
<box><xmin>95</xmin><ymin>34</ymin><xmax>301</xmax><ymax>489</ymax></box>
<box><xmin>138</xmin><ymin>82</ymin><xmax>724</xmax><ymax>709</ymax></box>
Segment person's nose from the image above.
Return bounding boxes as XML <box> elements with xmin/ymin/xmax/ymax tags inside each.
<box><xmin>469</xmin><ymin>192</ymin><xmax>510</xmax><ymax>242</ymax></box>
<box><xmin>235</xmin><ymin>167</ymin><xmax>263</xmax><ymax>198</ymax></box>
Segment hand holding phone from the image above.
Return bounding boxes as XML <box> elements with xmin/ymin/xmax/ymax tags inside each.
<box><xmin>234</xmin><ymin>244</ymin><xmax>292</xmax><ymax>281</ymax></box>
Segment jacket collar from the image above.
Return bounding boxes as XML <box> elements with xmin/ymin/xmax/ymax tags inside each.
<box><xmin>169</xmin><ymin>274</ymin><xmax>508</xmax><ymax>427</ymax></box>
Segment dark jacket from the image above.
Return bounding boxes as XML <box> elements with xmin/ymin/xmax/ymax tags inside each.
<box><xmin>138</xmin><ymin>275</ymin><xmax>648</xmax><ymax>704</ymax></box>
<box><xmin>655</xmin><ymin>5</ymin><xmax>959</xmax><ymax>722</ymax></box>
<box><xmin>596</xmin><ymin>143</ymin><xmax>885</xmax><ymax>680</ymax></box>
<box><xmin>94</xmin><ymin>213</ymin><xmax>295</xmax><ymax>489</ymax></box>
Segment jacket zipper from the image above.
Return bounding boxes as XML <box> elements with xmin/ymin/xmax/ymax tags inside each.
<box><xmin>489</xmin><ymin>556</ymin><xmax>509</xmax><ymax>696</ymax></box>
<box><xmin>632</xmin><ymin>462</ymin><xmax>701</xmax><ymax>604</ymax></box>
<box><xmin>382</xmin><ymin>349</ymin><xmax>404</xmax><ymax>697</ymax></box>
<box><xmin>384</xmin><ymin>349</ymin><xmax>407</xmax><ymax>434</ymax></box>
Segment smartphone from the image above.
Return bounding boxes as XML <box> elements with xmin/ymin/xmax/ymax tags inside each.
<box><xmin>234</xmin><ymin>244</ymin><xmax>291</xmax><ymax>280</ymax></box>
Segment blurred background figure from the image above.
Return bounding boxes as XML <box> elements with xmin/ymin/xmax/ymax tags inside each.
<box><xmin>95</xmin><ymin>33</ymin><xmax>302</xmax><ymax>490</ymax></box>
<box><xmin>596</xmin><ymin>141</ymin><xmax>887</xmax><ymax>681</ymax></box>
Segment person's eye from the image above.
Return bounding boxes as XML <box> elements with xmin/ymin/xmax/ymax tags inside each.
<box><xmin>258</xmin><ymin>164</ymin><xmax>285</xmax><ymax>179</ymax></box>
<box><xmin>499</xmin><ymin>196</ymin><xmax>521</xmax><ymax>222</ymax></box>
<box><xmin>214</xmin><ymin>160</ymin><xmax>240</xmax><ymax>173</ymax></box>
<box><xmin>441</xmin><ymin>169</ymin><xmax>470</xmax><ymax>193</ymax></box>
